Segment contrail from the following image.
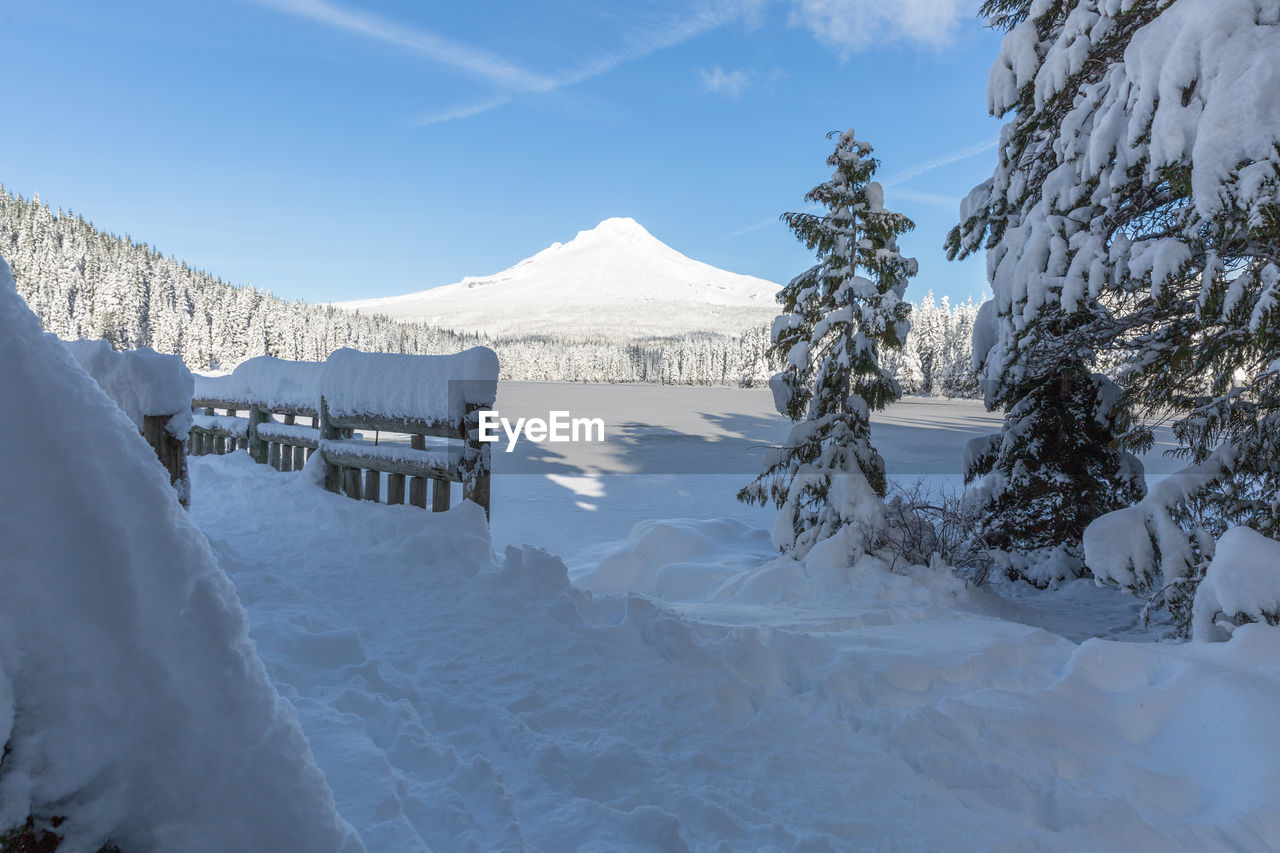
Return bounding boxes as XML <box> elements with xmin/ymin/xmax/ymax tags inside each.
<box><xmin>880</xmin><ymin>136</ymin><xmax>999</xmax><ymax>187</ymax></box>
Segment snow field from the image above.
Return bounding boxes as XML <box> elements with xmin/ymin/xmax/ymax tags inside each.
<box><xmin>191</xmin><ymin>446</ymin><xmax>1280</xmax><ymax>850</ymax></box>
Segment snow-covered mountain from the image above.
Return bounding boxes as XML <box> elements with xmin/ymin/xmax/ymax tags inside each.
<box><xmin>335</xmin><ymin>218</ymin><xmax>781</xmax><ymax>340</ymax></box>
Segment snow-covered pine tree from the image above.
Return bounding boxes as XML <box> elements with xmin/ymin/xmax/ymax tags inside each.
<box><xmin>954</xmin><ymin>0</ymin><xmax>1280</xmax><ymax>605</ymax></box>
<box><xmin>1044</xmin><ymin>0</ymin><xmax>1280</xmax><ymax>632</ymax></box>
<box><xmin>947</xmin><ymin>0</ymin><xmax>1153</xmax><ymax>583</ymax></box>
<box><xmin>740</xmin><ymin>129</ymin><xmax>917</xmax><ymax>560</ymax></box>
<box><xmin>913</xmin><ymin>291</ymin><xmax>944</xmax><ymax>393</ymax></box>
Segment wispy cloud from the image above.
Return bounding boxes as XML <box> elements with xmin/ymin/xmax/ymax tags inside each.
<box><xmin>254</xmin><ymin>0</ymin><xmax>766</xmax><ymax>125</ymax></box>
<box><xmin>548</xmin><ymin>0</ymin><xmax>766</xmax><ymax>88</ymax></box>
<box><xmin>700</xmin><ymin>67</ymin><xmax>753</xmax><ymax>98</ymax></box>
<box><xmin>249</xmin><ymin>0</ymin><xmax>556</xmax><ymax>92</ymax></box>
<box><xmin>730</xmin><ymin>200</ymin><xmax>821</xmax><ymax>237</ymax></box>
<box><xmin>416</xmin><ymin>96</ymin><xmax>511</xmax><ymax>127</ymax></box>
<box><xmin>880</xmin><ymin>136</ymin><xmax>999</xmax><ymax>187</ymax></box>
<box><xmin>885</xmin><ymin>188</ymin><xmax>962</xmax><ymax>208</ymax></box>
<box><xmin>730</xmin><ymin>216</ymin><xmax>783</xmax><ymax>237</ymax></box>
<box><xmin>253</xmin><ymin>0</ymin><xmax>971</xmax><ymax>128</ymax></box>
<box><xmin>789</xmin><ymin>0</ymin><xmax>970</xmax><ymax>56</ymax></box>
<box><xmin>698</xmin><ymin>65</ymin><xmax>786</xmax><ymax>98</ymax></box>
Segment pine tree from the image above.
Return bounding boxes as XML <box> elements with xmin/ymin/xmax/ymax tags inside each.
<box><xmin>947</xmin><ymin>0</ymin><xmax>1154</xmax><ymax>582</ymax></box>
<box><xmin>740</xmin><ymin>129</ymin><xmax>917</xmax><ymax>559</ymax></box>
<box><xmin>952</xmin><ymin>0</ymin><xmax>1280</xmax><ymax>598</ymax></box>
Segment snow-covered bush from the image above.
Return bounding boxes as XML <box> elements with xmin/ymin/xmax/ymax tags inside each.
<box><xmin>1085</xmin><ymin>446</ymin><xmax>1235</xmax><ymax>634</ymax></box>
<box><xmin>739</xmin><ymin>130</ymin><xmax>917</xmax><ymax>561</ymax></box>
<box><xmin>0</xmin><ymin>256</ymin><xmax>362</xmax><ymax>851</ymax></box>
<box><xmin>1193</xmin><ymin>526</ymin><xmax>1280</xmax><ymax>641</ymax></box>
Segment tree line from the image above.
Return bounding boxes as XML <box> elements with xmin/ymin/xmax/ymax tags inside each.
<box><xmin>0</xmin><ymin>185</ymin><xmax>982</xmax><ymax>390</ymax></box>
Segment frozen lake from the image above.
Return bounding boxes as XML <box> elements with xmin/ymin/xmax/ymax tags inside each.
<box><xmin>478</xmin><ymin>382</ymin><xmax>1182</xmax><ymax>571</ymax></box>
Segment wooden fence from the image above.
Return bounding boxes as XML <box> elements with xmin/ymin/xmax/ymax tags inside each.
<box><xmin>187</xmin><ymin>396</ymin><xmax>490</xmax><ymax>518</ymax></box>
<box><xmin>190</xmin><ymin>398</ymin><xmax>323</xmax><ymax>471</ymax></box>
<box><xmin>318</xmin><ymin>397</ymin><xmax>490</xmax><ymax>517</ymax></box>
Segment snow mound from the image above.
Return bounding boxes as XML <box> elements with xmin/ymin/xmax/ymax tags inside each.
<box><xmin>323</xmin><ymin>346</ymin><xmax>498</xmax><ymax>421</ymax></box>
<box><xmin>1193</xmin><ymin>526</ymin><xmax>1280</xmax><ymax>641</ymax></box>
<box><xmin>1084</xmin><ymin>446</ymin><xmax>1235</xmax><ymax>593</ymax></box>
<box><xmin>195</xmin><ymin>354</ymin><xmax>326</xmax><ymax>410</ymax></box>
<box><xmin>333</xmin><ymin>218</ymin><xmax>781</xmax><ymax>340</ymax></box>
<box><xmin>64</xmin><ymin>337</ymin><xmax>194</xmax><ymax>440</ymax></box>
<box><xmin>578</xmin><ymin>517</ymin><xmax>773</xmax><ymax>599</ymax></box>
<box><xmin>192</xmin><ymin>348</ymin><xmax>500</xmax><ymax>425</ymax></box>
<box><xmin>0</xmin><ymin>257</ymin><xmax>362</xmax><ymax>852</ymax></box>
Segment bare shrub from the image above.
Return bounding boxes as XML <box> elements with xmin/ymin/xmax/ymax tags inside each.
<box><xmin>882</xmin><ymin>479</ymin><xmax>995</xmax><ymax>584</ymax></box>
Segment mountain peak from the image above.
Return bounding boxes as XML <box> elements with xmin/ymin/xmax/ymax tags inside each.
<box><xmin>574</xmin><ymin>217</ymin><xmax>654</xmax><ymax>242</ymax></box>
<box><xmin>335</xmin><ymin>217</ymin><xmax>780</xmax><ymax>340</ymax></box>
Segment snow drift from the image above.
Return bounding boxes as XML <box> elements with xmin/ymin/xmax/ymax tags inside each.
<box><xmin>194</xmin><ymin>348</ymin><xmax>500</xmax><ymax>424</ymax></box>
<box><xmin>323</xmin><ymin>346</ymin><xmax>499</xmax><ymax>421</ymax></box>
<box><xmin>0</xmin><ymin>256</ymin><xmax>362</xmax><ymax>852</ymax></box>
<box><xmin>190</xmin><ymin>456</ymin><xmax>1280</xmax><ymax>849</ymax></box>
<box><xmin>63</xmin><ymin>338</ymin><xmax>194</xmax><ymax>440</ymax></box>
<box><xmin>1194</xmin><ymin>526</ymin><xmax>1280</xmax><ymax>641</ymax></box>
<box><xmin>194</xmin><ymin>354</ymin><xmax>326</xmax><ymax>411</ymax></box>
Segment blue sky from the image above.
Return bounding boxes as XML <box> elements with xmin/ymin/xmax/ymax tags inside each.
<box><xmin>0</xmin><ymin>0</ymin><xmax>1004</xmax><ymax>306</ymax></box>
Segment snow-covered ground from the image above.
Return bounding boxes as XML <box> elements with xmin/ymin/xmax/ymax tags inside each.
<box><xmin>181</xmin><ymin>384</ymin><xmax>1280</xmax><ymax>851</ymax></box>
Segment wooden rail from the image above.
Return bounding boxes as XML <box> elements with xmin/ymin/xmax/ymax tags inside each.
<box><xmin>186</xmin><ymin>396</ymin><xmax>490</xmax><ymax>518</ymax></box>
<box><xmin>187</xmin><ymin>349</ymin><xmax>496</xmax><ymax>518</ymax></box>
<box><xmin>189</xmin><ymin>398</ymin><xmax>325</xmax><ymax>471</ymax></box>
<box><xmin>317</xmin><ymin>397</ymin><xmax>491</xmax><ymax>518</ymax></box>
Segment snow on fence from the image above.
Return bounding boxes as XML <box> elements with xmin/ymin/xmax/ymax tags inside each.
<box><xmin>319</xmin><ymin>348</ymin><xmax>498</xmax><ymax>517</ymax></box>
<box><xmin>191</xmin><ymin>356</ymin><xmax>325</xmax><ymax>464</ymax></box>
<box><xmin>189</xmin><ymin>348</ymin><xmax>499</xmax><ymax>518</ymax></box>
<box><xmin>64</xmin><ymin>339</ymin><xmax>194</xmax><ymax>507</ymax></box>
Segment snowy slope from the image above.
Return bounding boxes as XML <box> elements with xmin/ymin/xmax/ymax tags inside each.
<box><xmin>334</xmin><ymin>218</ymin><xmax>781</xmax><ymax>339</ymax></box>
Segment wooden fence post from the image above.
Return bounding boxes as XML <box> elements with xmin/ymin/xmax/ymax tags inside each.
<box><xmin>319</xmin><ymin>396</ymin><xmax>341</xmax><ymax>494</ymax></box>
<box><xmin>432</xmin><ymin>479</ymin><xmax>451</xmax><ymax>512</ymax></box>
<box><xmin>460</xmin><ymin>403</ymin><xmax>491</xmax><ymax>519</ymax></box>
<box><xmin>343</xmin><ymin>467</ymin><xmax>362</xmax><ymax>500</ymax></box>
<box><xmin>409</xmin><ymin>476</ymin><xmax>427</xmax><ymax>508</ymax></box>
<box><xmin>387</xmin><ymin>473</ymin><xmax>406</xmax><ymax>505</ymax></box>
<box><xmin>142</xmin><ymin>415</ymin><xmax>190</xmax><ymax>509</ymax></box>
<box><xmin>248</xmin><ymin>405</ymin><xmax>269</xmax><ymax>464</ymax></box>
